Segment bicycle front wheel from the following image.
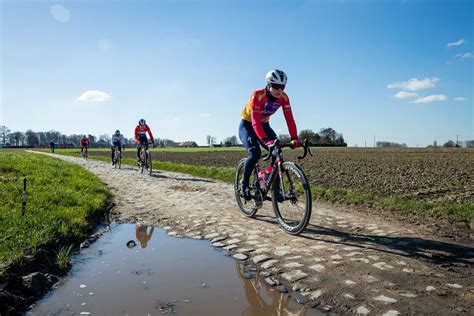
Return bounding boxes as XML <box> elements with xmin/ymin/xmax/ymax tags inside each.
<box><xmin>147</xmin><ymin>151</ymin><xmax>152</xmax><ymax>175</ymax></box>
<box><xmin>272</xmin><ymin>162</ymin><xmax>312</xmax><ymax>235</ymax></box>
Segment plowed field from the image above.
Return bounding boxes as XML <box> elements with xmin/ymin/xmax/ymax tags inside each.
<box><xmin>92</xmin><ymin>148</ymin><xmax>474</xmax><ymax>204</ymax></box>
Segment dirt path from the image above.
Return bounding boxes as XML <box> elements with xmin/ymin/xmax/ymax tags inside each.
<box><xmin>46</xmin><ymin>153</ymin><xmax>473</xmax><ymax>315</ymax></box>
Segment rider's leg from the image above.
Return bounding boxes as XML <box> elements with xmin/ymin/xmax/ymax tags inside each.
<box><xmin>262</xmin><ymin>123</ymin><xmax>277</xmax><ymax>143</ymax></box>
<box><xmin>239</xmin><ymin>120</ymin><xmax>261</xmax><ymax>199</ymax></box>
<box><xmin>111</xmin><ymin>145</ymin><xmax>115</xmax><ymax>164</ymax></box>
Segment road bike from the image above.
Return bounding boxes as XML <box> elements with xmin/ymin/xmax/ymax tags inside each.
<box><xmin>234</xmin><ymin>139</ymin><xmax>313</xmax><ymax>235</ymax></box>
<box><xmin>113</xmin><ymin>145</ymin><xmax>122</xmax><ymax>169</ymax></box>
<box><xmin>137</xmin><ymin>142</ymin><xmax>152</xmax><ymax>175</ymax></box>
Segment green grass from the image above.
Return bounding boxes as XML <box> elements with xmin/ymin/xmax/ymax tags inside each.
<box><xmin>45</xmin><ymin>150</ymin><xmax>474</xmax><ymax>223</ymax></box>
<box><xmin>0</xmin><ymin>151</ymin><xmax>111</xmax><ymax>271</ymax></box>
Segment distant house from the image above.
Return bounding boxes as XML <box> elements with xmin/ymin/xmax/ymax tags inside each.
<box><xmin>176</xmin><ymin>141</ymin><xmax>198</xmax><ymax>148</ymax></box>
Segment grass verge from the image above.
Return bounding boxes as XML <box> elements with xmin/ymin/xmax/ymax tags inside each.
<box><xmin>0</xmin><ymin>150</ymin><xmax>111</xmax><ymax>275</ymax></box>
<box><xmin>48</xmin><ymin>150</ymin><xmax>473</xmax><ymax>223</ymax></box>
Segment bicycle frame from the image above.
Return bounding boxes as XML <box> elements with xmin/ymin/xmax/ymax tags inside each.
<box><xmin>254</xmin><ymin>139</ymin><xmax>312</xmax><ymax>201</ymax></box>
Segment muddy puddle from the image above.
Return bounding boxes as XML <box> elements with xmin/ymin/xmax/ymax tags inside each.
<box><xmin>27</xmin><ymin>224</ymin><xmax>323</xmax><ymax>315</ymax></box>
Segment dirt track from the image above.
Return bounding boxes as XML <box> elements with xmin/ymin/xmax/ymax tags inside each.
<box><xmin>48</xmin><ymin>153</ymin><xmax>473</xmax><ymax>315</ymax></box>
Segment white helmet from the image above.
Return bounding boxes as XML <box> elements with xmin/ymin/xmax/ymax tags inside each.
<box><xmin>265</xmin><ymin>69</ymin><xmax>287</xmax><ymax>85</ymax></box>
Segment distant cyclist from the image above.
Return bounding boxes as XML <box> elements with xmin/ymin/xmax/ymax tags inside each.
<box><xmin>111</xmin><ymin>130</ymin><xmax>126</xmax><ymax>165</ymax></box>
<box><xmin>134</xmin><ymin>119</ymin><xmax>155</xmax><ymax>163</ymax></box>
<box><xmin>79</xmin><ymin>135</ymin><xmax>90</xmax><ymax>156</ymax></box>
<box><xmin>238</xmin><ymin>69</ymin><xmax>302</xmax><ymax>200</ymax></box>
<box><xmin>50</xmin><ymin>141</ymin><xmax>55</xmax><ymax>153</ymax></box>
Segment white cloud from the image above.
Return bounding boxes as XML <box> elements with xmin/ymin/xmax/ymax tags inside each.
<box><xmin>454</xmin><ymin>97</ymin><xmax>467</xmax><ymax>101</ymax></box>
<box><xmin>394</xmin><ymin>91</ymin><xmax>418</xmax><ymax>99</ymax></box>
<box><xmin>173</xmin><ymin>117</ymin><xmax>182</xmax><ymax>121</ymax></box>
<box><xmin>414</xmin><ymin>94</ymin><xmax>447</xmax><ymax>104</ymax></box>
<box><xmin>76</xmin><ymin>90</ymin><xmax>111</xmax><ymax>102</ymax></box>
<box><xmin>455</xmin><ymin>52</ymin><xmax>473</xmax><ymax>60</ymax></box>
<box><xmin>50</xmin><ymin>4</ymin><xmax>71</xmax><ymax>23</ymax></box>
<box><xmin>447</xmin><ymin>38</ymin><xmax>464</xmax><ymax>47</ymax></box>
<box><xmin>387</xmin><ymin>77</ymin><xmax>439</xmax><ymax>91</ymax></box>
<box><xmin>200</xmin><ymin>113</ymin><xmax>211</xmax><ymax>118</ymax></box>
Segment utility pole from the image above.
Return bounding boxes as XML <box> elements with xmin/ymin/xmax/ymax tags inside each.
<box><xmin>373</xmin><ymin>136</ymin><xmax>375</xmax><ymax>148</ymax></box>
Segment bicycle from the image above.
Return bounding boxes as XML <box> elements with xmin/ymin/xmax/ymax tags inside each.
<box><xmin>137</xmin><ymin>142</ymin><xmax>153</xmax><ymax>175</ymax></box>
<box><xmin>113</xmin><ymin>145</ymin><xmax>122</xmax><ymax>169</ymax></box>
<box><xmin>234</xmin><ymin>139</ymin><xmax>313</xmax><ymax>235</ymax></box>
<box><xmin>81</xmin><ymin>146</ymin><xmax>89</xmax><ymax>160</ymax></box>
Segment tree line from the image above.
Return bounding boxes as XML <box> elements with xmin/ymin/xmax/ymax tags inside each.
<box><xmin>0</xmin><ymin>126</ymin><xmax>348</xmax><ymax>148</ymax></box>
<box><xmin>0</xmin><ymin>126</ymin><xmax>192</xmax><ymax>148</ymax></box>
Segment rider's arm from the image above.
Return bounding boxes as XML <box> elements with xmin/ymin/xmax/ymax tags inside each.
<box><xmin>134</xmin><ymin>126</ymin><xmax>139</xmax><ymax>143</ymax></box>
<box><xmin>120</xmin><ymin>135</ymin><xmax>126</xmax><ymax>147</ymax></box>
<box><xmin>282</xmin><ymin>96</ymin><xmax>298</xmax><ymax>140</ymax></box>
<box><xmin>146</xmin><ymin>125</ymin><xmax>154</xmax><ymax>143</ymax></box>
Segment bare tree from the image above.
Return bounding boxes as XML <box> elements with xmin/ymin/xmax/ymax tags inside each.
<box><xmin>320</xmin><ymin>127</ymin><xmax>337</xmax><ymax>143</ymax></box>
<box><xmin>25</xmin><ymin>130</ymin><xmax>39</xmax><ymax>147</ymax></box>
<box><xmin>99</xmin><ymin>134</ymin><xmax>111</xmax><ymax>144</ymax></box>
<box><xmin>278</xmin><ymin>134</ymin><xmax>291</xmax><ymax>143</ymax></box>
<box><xmin>0</xmin><ymin>125</ymin><xmax>10</xmax><ymax>144</ymax></box>
<box><xmin>8</xmin><ymin>132</ymin><xmax>25</xmax><ymax>146</ymax></box>
<box><xmin>466</xmin><ymin>140</ymin><xmax>474</xmax><ymax>148</ymax></box>
<box><xmin>223</xmin><ymin>135</ymin><xmax>239</xmax><ymax>147</ymax></box>
<box><xmin>206</xmin><ymin>135</ymin><xmax>213</xmax><ymax>147</ymax></box>
<box><xmin>443</xmin><ymin>140</ymin><xmax>456</xmax><ymax>147</ymax></box>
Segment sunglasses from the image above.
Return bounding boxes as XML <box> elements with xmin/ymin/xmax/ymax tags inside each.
<box><xmin>271</xmin><ymin>83</ymin><xmax>286</xmax><ymax>91</ymax></box>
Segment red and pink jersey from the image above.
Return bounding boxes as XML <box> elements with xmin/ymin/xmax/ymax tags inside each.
<box><xmin>134</xmin><ymin>124</ymin><xmax>154</xmax><ymax>143</ymax></box>
<box><xmin>241</xmin><ymin>89</ymin><xmax>297</xmax><ymax>140</ymax></box>
<box><xmin>80</xmin><ymin>137</ymin><xmax>90</xmax><ymax>146</ymax></box>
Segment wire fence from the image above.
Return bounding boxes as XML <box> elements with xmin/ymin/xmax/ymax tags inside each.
<box><xmin>0</xmin><ymin>177</ymin><xmax>27</xmax><ymax>217</ymax></box>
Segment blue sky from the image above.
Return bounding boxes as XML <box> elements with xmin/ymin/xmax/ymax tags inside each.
<box><xmin>1</xmin><ymin>0</ymin><xmax>472</xmax><ymax>146</ymax></box>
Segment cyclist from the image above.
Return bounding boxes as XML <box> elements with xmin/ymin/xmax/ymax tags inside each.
<box><xmin>50</xmin><ymin>141</ymin><xmax>55</xmax><ymax>153</ymax></box>
<box><xmin>135</xmin><ymin>223</ymin><xmax>155</xmax><ymax>248</ymax></box>
<box><xmin>134</xmin><ymin>119</ymin><xmax>155</xmax><ymax>164</ymax></box>
<box><xmin>238</xmin><ymin>69</ymin><xmax>302</xmax><ymax>200</ymax></box>
<box><xmin>79</xmin><ymin>135</ymin><xmax>90</xmax><ymax>156</ymax></box>
<box><xmin>111</xmin><ymin>130</ymin><xmax>126</xmax><ymax>165</ymax></box>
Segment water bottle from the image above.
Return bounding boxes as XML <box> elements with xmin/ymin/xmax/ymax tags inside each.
<box><xmin>265</xmin><ymin>166</ymin><xmax>273</xmax><ymax>181</ymax></box>
<box><xmin>258</xmin><ymin>170</ymin><xmax>266</xmax><ymax>189</ymax></box>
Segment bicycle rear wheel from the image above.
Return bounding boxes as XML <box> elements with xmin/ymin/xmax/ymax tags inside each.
<box><xmin>272</xmin><ymin>162</ymin><xmax>312</xmax><ymax>235</ymax></box>
<box><xmin>234</xmin><ymin>158</ymin><xmax>260</xmax><ymax>218</ymax></box>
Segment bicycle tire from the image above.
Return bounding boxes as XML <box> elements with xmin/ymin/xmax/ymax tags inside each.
<box><xmin>139</xmin><ymin>148</ymin><xmax>145</xmax><ymax>173</ymax></box>
<box><xmin>147</xmin><ymin>151</ymin><xmax>152</xmax><ymax>175</ymax></box>
<box><xmin>271</xmin><ymin>162</ymin><xmax>312</xmax><ymax>235</ymax></box>
<box><xmin>113</xmin><ymin>148</ymin><xmax>119</xmax><ymax>169</ymax></box>
<box><xmin>234</xmin><ymin>158</ymin><xmax>259</xmax><ymax>218</ymax></box>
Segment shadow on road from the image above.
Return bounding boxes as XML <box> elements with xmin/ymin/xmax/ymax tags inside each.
<box><xmin>253</xmin><ymin>214</ymin><xmax>473</xmax><ymax>267</ymax></box>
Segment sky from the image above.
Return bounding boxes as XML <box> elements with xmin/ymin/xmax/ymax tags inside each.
<box><xmin>1</xmin><ymin>0</ymin><xmax>473</xmax><ymax>147</ymax></box>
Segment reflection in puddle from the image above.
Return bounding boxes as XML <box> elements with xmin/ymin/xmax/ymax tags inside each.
<box><xmin>28</xmin><ymin>224</ymin><xmax>321</xmax><ymax>315</ymax></box>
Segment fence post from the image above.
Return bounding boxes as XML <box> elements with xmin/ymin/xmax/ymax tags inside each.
<box><xmin>22</xmin><ymin>177</ymin><xmax>27</xmax><ymax>217</ymax></box>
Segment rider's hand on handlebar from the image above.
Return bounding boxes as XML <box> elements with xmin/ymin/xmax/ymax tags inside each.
<box><xmin>290</xmin><ymin>139</ymin><xmax>303</xmax><ymax>149</ymax></box>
